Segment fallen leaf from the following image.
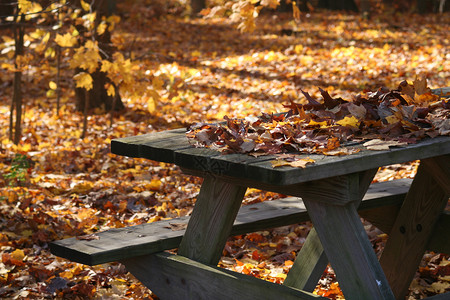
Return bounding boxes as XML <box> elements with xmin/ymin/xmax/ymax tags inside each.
<box><xmin>289</xmin><ymin>158</ymin><xmax>315</xmax><ymax>168</ymax></box>
<box><xmin>165</xmin><ymin>223</ymin><xmax>188</xmax><ymax>231</ymax></box>
<box><xmin>363</xmin><ymin>139</ymin><xmax>408</xmax><ymax>150</ymax></box>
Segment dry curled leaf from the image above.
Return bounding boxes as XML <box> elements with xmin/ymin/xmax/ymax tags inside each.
<box><xmin>165</xmin><ymin>223</ymin><xmax>188</xmax><ymax>231</ymax></box>
<box><xmin>271</xmin><ymin>158</ymin><xmax>315</xmax><ymax>168</ymax></box>
<box><xmin>363</xmin><ymin>139</ymin><xmax>408</xmax><ymax>150</ymax></box>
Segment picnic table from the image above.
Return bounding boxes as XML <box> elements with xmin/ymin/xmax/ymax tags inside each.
<box><xmin>50</xmin><ymin>88</ymin><xmax>450</xmax><ymax>300</ymax></box>
<box><xmin>106</xmin><ymin>129</ymin><xmax>449</xmax><ymax>300</ymax></box>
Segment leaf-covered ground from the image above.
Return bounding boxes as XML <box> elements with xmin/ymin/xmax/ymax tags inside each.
<box><xmin>1</xmin><ymin>5</ymin><xmax>450</xmax><ymax>299</ymax></box>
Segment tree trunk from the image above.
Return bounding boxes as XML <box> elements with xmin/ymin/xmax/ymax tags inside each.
<box><xmin>360</xmin><ymin>0</ymin><xmax>371</xmax><ymax>17</ymax></box>
<box><xmin>318</xmin><ymin>0</ymin><xmax>359</xmax><ymax>11</ymax></box>
<box><xmin>12</xmin><ymin>15</ymin><xmax>24</xmax><ymax>144</ymax></box>
<box><xmin>75</xmin><ymin>0</ymin><xmax>124</xmax><ymax>112</ymax></box>
<box><xmin>191</xmin><ymin>0</ymin><xmax>206</xmax><ymax>15</ymax></box>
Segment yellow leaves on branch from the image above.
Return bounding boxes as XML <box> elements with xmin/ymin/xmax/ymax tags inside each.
<box><xmin>80</xmin><ymin>0</ymin><xmax>91</xmax><ymax>12</ymax></box>
<box><xmin>97</xmin><ymin>22</ymin><xmax>108</xmax><ymax>36</ymax></box>
<box><xmin>55</xmin><ymin>33</ymin><xmax>77</xmax><ymax>48</ymax></box>
<box><xmin>69</xmin><ymin>40</ymin><xmax>101</xmax><ymax>73</ymax></box>
<box><xmin>18</xmin><ymin>0</ymin><xmax>42</xmax><ymax>16</ymax></box>
<box><xmin>292</xmin><ymin>1</ymin><xmax>301</xmax><ymax>23</ymax></box>
<box><xmin>260</xmin><ymin>0</ymin><xmax>280</xmax><ymax>9</ymax></box>
<box><xmin>231</xmin><ymin>1</ymin><xmax>262</xmax><ymax>32</ymax></box>
<box><xmin>101</xmin><ymin>53</ymin><xmax>134</xmax><ymax>86</ymax></box>
<box><xmin>105</xmin><ymin>83</ymin><xmax>115</xmax><ymax>97</ymax></box>
<box><xmin>74</xmin><ymin>72</ymin><xmax>93</xmax><ymax>91</ymax></box>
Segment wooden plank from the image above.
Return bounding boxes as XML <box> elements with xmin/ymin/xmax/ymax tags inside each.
<box><xmin>283</xmin><ymin>228</ymin><xmax>328</xmax><ymax>292</ymax></box>
<box><xmin>302</xmin><ymin>171</ymin><xmax>395</xmax><ymax>299</ymax></box>
<box><xmin>111</xmin><ymin>128</ymin><xmax>186</xmax><ymax>158</ymax></box>
<box><xmin>176</xmin><ymin>150</ymin><xmax>274</xmax><ymax>178</ymax></box>
<box><xmin>49</xmin><ymin>179</ymin><xmax>411</xmax><ymax>266</ymax></box>
<box><xmin>138</xmin><ymin>136</ymin><xmax>193</xmax><ymax>163</ymax></box>
<box><xmin>121</xmin><ymin>252</ymin><xmax>326</xmax><ymax>300</ymax></box>
<box><xmin>112</xmin><ymin>125</ymin><xmax>449</xmax><ymax>187</ymax></box>
<box><xmin>49</xmin><ymin>217</ymin><xmax>190</xmax><ymax>266</ymax></box>
<box><xmin>380</xmin><ymin>159</ymin><xmax>449</xmax><ymax>300</ymax></box>
<box><xmin>177</xmin><ymin>177</ymin><xmax>247</xmax><ymax>265</ymax></box>
<box><xmin>427</xmin><ymin>211</ymin><xmax>450</xmax><ymax>254</ymax></box>
<box><xmin>174</xmin><ymin>147</ymin><xmax>226</xmax><ymax>173</ymax></box>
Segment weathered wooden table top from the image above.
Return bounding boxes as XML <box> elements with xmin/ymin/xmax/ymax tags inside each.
<box><xmin>111</xmin><ymin>128</ymin><xmax>450</xmax><ymax>185</ymax></box>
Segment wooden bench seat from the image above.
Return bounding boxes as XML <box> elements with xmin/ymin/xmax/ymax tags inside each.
<box><xmin>49</xmin><ymin>178</ymin><xmax>449</xmax><ymax>266</ymax></box>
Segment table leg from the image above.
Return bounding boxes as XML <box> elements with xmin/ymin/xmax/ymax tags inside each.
<box><xmin>283</xmin><ymin>227</ymin><xmax>328</xmax><ymax>292</ymax></box>
<box><xmin>177</xmin><ymin>176</ymin><xmax>247</xmax><ymax>265</ymax></box>
<box><xmin>379</xmin><ymin>156</ymin><xmax>449</xmax><ymax>300</ymax></box>
<box><xmin>284</xmin><ymin>169</ymin><xmax>378</xmax><ymax>293</ymax></box>
<box><xmin>299</xmin><ymin>171</ymin><xmax>395</xmax><ymax>299</ymax></box>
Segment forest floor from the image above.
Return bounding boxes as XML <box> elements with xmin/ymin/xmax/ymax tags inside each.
<box><xmin>0</xmin><ymin>5</ymin><xmax>449</xmax><ymax>299</ymax></box>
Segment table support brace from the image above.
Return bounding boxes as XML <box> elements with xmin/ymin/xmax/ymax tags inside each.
<box><xmin>380</xmin><ymin>156</ymin><xmax>450</xmax><ymax>300</ymax></box>
<box><xmin>297</xmin><ymin>171</ymin><xmax>395</xmax><ymax>299</ymax></box>
<box><xmin>177</xmin><ymin>176</ymin><xmax>247</xmax><ymax>265</ymax></box>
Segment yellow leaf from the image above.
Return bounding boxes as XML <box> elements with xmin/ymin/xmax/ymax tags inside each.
<box><xmin>55</xmin><ymin>33</ymin><xmax>77</xmax><ymax>47</ymax></box>
<box><xmin>97</xmin><ymin>22</ymin><xmax>107</xmax><ymax>35</ymax></box>
<box><xmin>106</xmin><ymin>84</ymin><xmax>115</xmax><ymax>97</ymax></box>
<box><xmin>152</xmin><ymin>76</ymin><xmax>164</xmax><ymax>90</ymax></box>
<box><xmin>289</xmin><ymin>158</ymin><xmax>315</xmax><ymax>168</ymax></box>
<box><xmin>336</xmin><ymin>116</ymin><xmax>360</xmax><ymax>128</ymax></box>
<box><xmin>363</xmin><ymin>139</ymin><xmax>407</xmax><ymax>151</ymax></box>
<box><xmin>11</xmin><ymin>249</ymin><xmax>25</xmax><ymax>261</ymax></box>
<box><xmin>293</xmin><ymin>1</ymin><xmax>301</xmax><ymax>22</ymax></box>
<box><xmin>271</xmin><ymin>160</ymin><xmax>290</xmax><ymax>168</ymax></box>
<box><xmin>70</xmin><ymin>42</ymin><xmax>100</xmax><ymax>73</ymax></box>
<box><xmin>74</xmin><ymin>72</ymin><xmax>93</xmax><ymax>91</ymax></box>
<box><xmin>49</xmin><ymin>81</ymin><xmax>57</xmax><ymax>90</ymax></box>
<box><xmin>260</xmin><ymin>0</ymin><xmax>280</xmax><ymax>9</ymax></box>
<box><xmin>275</xmin><ymin>273</ymin><xmax>287</xmax><ymax>279</ymax></box>
<box><xmin>385</xmin><ymin>115</ymin><xmax>399</xmax><ymax>124</ymax></box>
<box><xmin>46</xmin><ymin>89</ymin><xmax>55</xmax><ymax>98</ymax></box>
<box><xmin>18</xmin><ymin>0</ymin><xmax>32</xmax><ymax>14</ymax></box>
<box><xmin>308</xmin><ymin>120</ymin><xmax>328</xmax><ymax>128</ymax></box>
<box><xmin>80</xmin><ymin>0</ymin><xmax>90</xmax><ymax>11</ymax></box>
<box><xmin>191</xmin><ymin>50</ymin><xmax>201</xmax><ymax>57</ymax></box>
<box><xmin>415</xmin><ymin>92</ymin><xmax>439</xmax><ymax>105</ymax></box>
<box><xmin>427</xmin><ymin>281</ymin><xmax>449</xmax><ymax>294</ymax></box>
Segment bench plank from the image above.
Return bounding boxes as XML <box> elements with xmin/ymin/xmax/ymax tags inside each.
<box><xmin>50</xmin><ymin>179</ymin><xmax>412</xmax><ymax>266</ymax></box>
<box><xmin>121</xmin><ymin>252</ymin><xmax>326</xmax><ymax>300</ymax></box>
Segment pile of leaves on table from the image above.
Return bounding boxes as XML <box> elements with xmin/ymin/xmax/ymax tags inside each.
<box><xmin>187</xmin><ymin>78</ymin><xmax>449</xmax><ymax>167</ymax></box>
